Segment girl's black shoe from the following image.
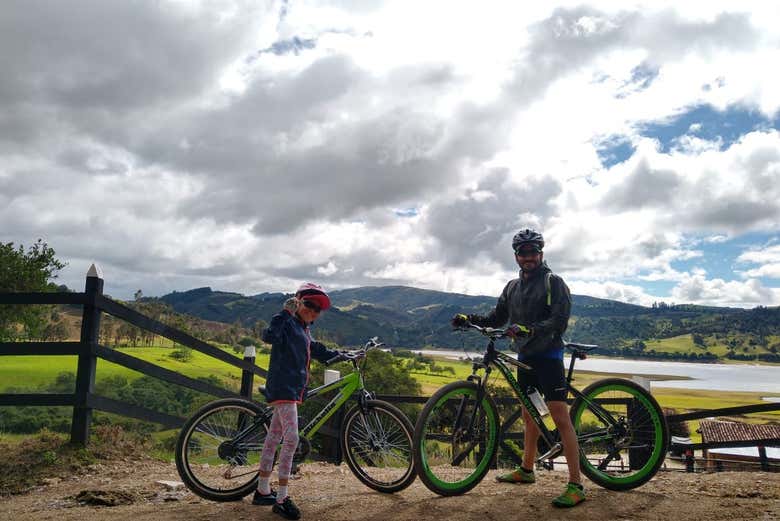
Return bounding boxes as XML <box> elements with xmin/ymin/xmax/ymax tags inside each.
<box><xmin>251</xmin><ymin>489</ymin><xmax>276</xmax><ymax>505</ymax></box>
<box><xmin>272</xmin><ymin>496</ymin><xmax>301</xmax><ymax>520</ymax></box>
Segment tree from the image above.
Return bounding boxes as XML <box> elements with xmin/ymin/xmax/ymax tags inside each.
<box><xmin>42</xmin><ymin>320</ymin><xmax>69</xmax><ymax>341</ymax></box>
<box><xmin>134</xmin><ymin>289</ymin><xmax>143</xmax><ymax>301</ymax></box>
<box><xmin>0</xmin><ymin>240</ymin><xmax>66</xmax><ymax>341</ymax></box>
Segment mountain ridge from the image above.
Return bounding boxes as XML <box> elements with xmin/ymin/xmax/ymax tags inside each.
<box><xmin>157</xmin><ymin>285</ymin><xmax>780</xmax><ymax>361</ymax></box>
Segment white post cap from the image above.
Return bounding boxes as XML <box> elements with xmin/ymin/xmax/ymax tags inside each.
<box><xmin>86</xmin><ymin>263</ymin><xmax>104</xmax><ymax>279</ymax></box>
<box><xmin>243</xmin><ymin>344</ymin><xmax>257</xmax><ymax>358</ymax></box>
<box><xmin>632</xmin><ymin>375</ymin><xmax>651</xmax><ymax>391</ymax></box>
<box><xmin>324</xmin><ymin>369</ymin><xmax>340</xmax><ymax>385</ymax></box>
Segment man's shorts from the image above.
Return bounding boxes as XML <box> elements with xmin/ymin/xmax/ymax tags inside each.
<box><xmin>516</xmin><ymin>357</ymin><xmax>568</xmax><ymax>402</ymax></box>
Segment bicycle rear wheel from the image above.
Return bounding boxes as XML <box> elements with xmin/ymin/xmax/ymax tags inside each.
<box><xmin>341</xmin><ymin>399</ymin><xmax>416</xmax><ymax>493</ymax></box>
<box><xmin>413</xmin><ymin>381</ymin><xmax>499</xmax><ymax>496</ymax></box>
<box><xmin>175</xmin><ymin>397</ymin><xmax>271</xmax><ymax>501</ymax></box>
<box><xmin>570</xmin><ymin>378</ymin><xmax>669</xmax><ymax>491</ymax></box>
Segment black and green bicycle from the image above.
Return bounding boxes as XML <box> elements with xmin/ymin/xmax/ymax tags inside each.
<box><xmin>413</xmin><ymin>323</ymin><xmax>669</xmax><ymax>496</ymax></box>
<box><xmin>175</xmin><ymin>337</ymin><xmax>416</xmax><ymax>501</ymax></box>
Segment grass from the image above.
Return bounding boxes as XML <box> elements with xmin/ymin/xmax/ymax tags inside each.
<box><xmin>2</xmin><ymin>345</ymin><xmax>778</xmax><ymax>451</ymax></box>
<box><xmin>0</xmin><ymin>425</ymin><xmax>158</xmax><ymax>495</ymax></box>
<box><xmin>0</xmin><ymin>345</ymin><xmax>272</xmax><ymax>392</ymax></box>
<box><xmin>644</xmin><ymin>333</ymin><xmax>777</xmax><ymax>358</ymax></box>
<box><xmin>402</xmin><ymin>352</ymin><xmax>780</xmax><ymax>442</ymax></box>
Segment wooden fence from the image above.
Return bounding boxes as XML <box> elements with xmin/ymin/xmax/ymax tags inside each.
<box><xmin>667</xmin><ymin>404</ymin><xmax>780</xmax><ymax>472</ymax></box>
<box><xmin>0</xmin><ymin>265</ymin><xmax>265</xmax><ymax>445</ymax></box>
<box><xmin>1</xmin><ymin>268</ymin><xmax>778</xmax><ymax>471</ymax></box>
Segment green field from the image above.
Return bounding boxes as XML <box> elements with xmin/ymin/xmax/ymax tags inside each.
<box><xmin>0</xmin><ymin>346</ymin><xmax>271</xmax><ymax>392</ymax></box>
<box><xmin>644</xmin><ymin>333</ymin><xmax>779</xmax><ymax>358</ymax></box>
<box><xmin>2</xmin><ymin>346</ymin><xmax>778</xmax><ymax>448</ymax></box>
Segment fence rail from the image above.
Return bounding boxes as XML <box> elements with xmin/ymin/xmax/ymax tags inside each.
<box><xmin>0</xmin><ymin>266</ymin><xmax>264</xmax><ymax>445</ymax></box>
<box><xmin>2</xmin><ymin>269</ymin><xmax>778</xmax><ymax>473</ymax></box>
<box><xmin>668</xmin><ymin>401</ymin><xmax>780</xmax><ymax>473</ymax></box>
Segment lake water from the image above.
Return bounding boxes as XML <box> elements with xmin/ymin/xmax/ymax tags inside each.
<box><xmin>410</xmin><ymin>349</ymin><xmax>780</xmax><ymax>395</ymax></box>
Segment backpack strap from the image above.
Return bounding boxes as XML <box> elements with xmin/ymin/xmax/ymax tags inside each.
<box><xmin>508</xmin><ymin>274</ymin><xmax>552</xmax><ymax>307</ymax></box>
<box><xmin>545</xmin><ymin>272</ymin><xmax>552</xmax><ymax>307</ymax></box>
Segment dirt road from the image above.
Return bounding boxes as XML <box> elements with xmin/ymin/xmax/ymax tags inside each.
<box><xmin>1</xmin><ymin>460</ymin><xmax>777</xmax><ymax>521</ymax></box>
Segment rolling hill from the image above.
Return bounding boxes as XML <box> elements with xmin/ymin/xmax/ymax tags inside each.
<box><xmin>157</xmin><ymin>285</ymin><xmax>780</xmax><ymax>361</ymax></box>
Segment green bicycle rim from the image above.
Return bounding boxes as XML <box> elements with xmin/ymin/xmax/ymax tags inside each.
<box><xmin>419</xmin><ymin>386</ymin><xmax>498</xmax><ymax>492</ymax></box>
<box><xmin>573</xmin><ymin>383</ymin><xmax>665</xmax><ymax>486</ymax></box>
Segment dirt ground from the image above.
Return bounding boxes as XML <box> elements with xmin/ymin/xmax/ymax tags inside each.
<box><xmin>1</xmin><ymin>459</ymin><xmax>778</xmax><ymax>521</ymax></box>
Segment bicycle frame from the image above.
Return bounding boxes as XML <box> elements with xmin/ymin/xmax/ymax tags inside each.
<box><xmin>472</xmin><ymin>338</ymin><xmax>620</xmax><ymax>464</ymax></box>
<box><xmin>231</xmin><ymin>361</ymin><xmax>371</xmax><ymax>448</ymax></box>
<box><xmin>299</xmin><ymin>367</ymin><xmax>372</xmax><ymax>438</ymax></box>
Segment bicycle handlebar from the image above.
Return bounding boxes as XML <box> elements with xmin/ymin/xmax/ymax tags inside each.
<box><xmin>324</xmin><ymin>336</ymin><xmax>385</xmax><ymax>365</ymax></box>
<box><xmin>454</xmin><ymin>322</ymin><xmax>509</xmax><ymax>339</ymax></box>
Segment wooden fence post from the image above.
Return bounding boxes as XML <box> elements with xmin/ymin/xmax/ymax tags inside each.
<box><xmin>758</xmin><ymin>445</ymin><xmax>768</xmax><ymax>471</ymax></box>
<box><xmin>70</xmin><ymin>264</ymin><xmax>103</xmax><ymax>446</ymax></box>
<box><xmin>684</xmin><ymin>448</ymin><xmax>695</xmax><ymax>473</ymax></box>
<box><xmin>239</xmin><ymin>344</ymin><xmax>256</xmax><ymax>399</ymax></box>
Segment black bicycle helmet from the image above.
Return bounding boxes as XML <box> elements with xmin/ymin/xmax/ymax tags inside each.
<box><xmin>512</xmin><ymin>228</ymin><xmax>544</xmax><ymax>252</ymax></box>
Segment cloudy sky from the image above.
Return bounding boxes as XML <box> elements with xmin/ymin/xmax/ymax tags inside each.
<box><xmin>2</xmin><ymin>1</ymin><xmax>780</xmax><ymax>308</ymax></box>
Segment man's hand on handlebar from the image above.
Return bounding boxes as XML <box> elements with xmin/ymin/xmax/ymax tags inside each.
<box><xmin>451</xmin><ymin>313</ymin><xmax>470</xmax><ymax>328</ymax></box>
<box><xmin>505</xmin><ymin>323</ymin><xmax>533</xmax><ymax>338</ymax></box>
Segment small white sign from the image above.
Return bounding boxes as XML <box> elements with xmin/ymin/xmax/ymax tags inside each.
<box><xmin>632</xmin><ymin>376</ymin><xmax>651</xmax><ymax>391</ymax></box>
<box><xmin>324</xmin><ymin>369</ymin><xmax>340</xmax><ymax>385</ymax></box>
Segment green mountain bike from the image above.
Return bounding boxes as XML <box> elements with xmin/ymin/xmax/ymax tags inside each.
<box><xmin>413</xmin><ymin>323</ymin><xmax>669</xmax><ymax>496</ymax></box>
<box><xmin>176</xmin><ymin>337</ymin><xmax>416</xmax><ymax>501</ymax></box>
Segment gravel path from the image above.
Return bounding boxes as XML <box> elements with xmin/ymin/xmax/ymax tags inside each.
<box><xmin>1</xmin><ymin>460</ymin><xmax>778</xmax><ymax>521</ymax></box>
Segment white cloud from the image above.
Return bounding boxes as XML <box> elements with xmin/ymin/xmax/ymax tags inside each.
<box><xmin>737</xmin><ymin>244</ymin><xmax>780</xmax><ymax>279</ymax></box>
<box><xmin>567</xmin><ymin>280</ymin><xmax>664</xmax><ymax>306</ymax></box>
<box><xmin>671</xmin><ymin>272</ymin><xmax>778</xmax><ymax>307</ymax></box>
<box><xmin>1</xmin><ymin>1</ymin><xmax>779</xmax><ymax>309</ymax></box>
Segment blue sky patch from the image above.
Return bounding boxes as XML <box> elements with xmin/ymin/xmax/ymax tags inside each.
<box><xmin>262</xmin><ymin>36</ymin><xmax>317</xmax><ymax>56</ymax></box>
<box><xmin>615</xmin><ymin>62</ymin><xmax>659</xmax><ymax>99</ymax></box>
<box><xmin>596</xmin><ymin>137</ymin><xmax>637</xmax><ymax>168</ymax></box>
<box><xmin>628</xmin><ymin>232</ymin><xmax>779</xmax><ymax>300</ymax></box>
<box><xmin>677</xmin><ymin>231</ymin><xmax>777</xmax><ymax>280</ymax></box>
<box><xmin>638</xmin><ymin>104</ymin><xmax>779</xmax><ymax>152</ymax></box>
<box><xmin>394</xmin><ymin>207</ymin><xmax>418</xmax><ymax>218</ymax></box>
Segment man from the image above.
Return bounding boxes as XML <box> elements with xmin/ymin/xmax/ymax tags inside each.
<box><xmin>451</xmin><ymin>228</ymin><xmax>585</xmax><ymax>507</ymax></box>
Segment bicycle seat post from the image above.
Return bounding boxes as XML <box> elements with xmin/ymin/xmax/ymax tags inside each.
<box><xmin>566</xmin><ymin>351</ymin><xmax>577</xmax><ymax>383</ymax></box>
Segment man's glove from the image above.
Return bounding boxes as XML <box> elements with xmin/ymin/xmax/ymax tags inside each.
<box><xmin>283</xmin><ymin>297</ymin><xmax>300</xmax><ymax>314</ymax></box>
<box><xmin>451</xmin><ymin>313</ymin><xmax>470</xmax><ymax>328</ymax></box>
<box><xmin>505</xmin><ymin>323</ymin><xmax>533</xmax><ymax>338</ymax></box>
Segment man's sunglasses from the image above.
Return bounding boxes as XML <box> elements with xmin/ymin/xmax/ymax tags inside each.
<box><xmin>515</xmin><ymin>248</ymin><xmax>541</xmax><ymax>257</ymax></box>
<box><xmin>302</xmin><ymin>300</ymin><xmax>322</xmax><ymax>313</ymax></box>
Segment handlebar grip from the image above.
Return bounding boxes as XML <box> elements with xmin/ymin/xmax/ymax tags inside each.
<box><xmin>325</xmin><ymin>354</ymin><xmax>344</xmax><ymax>365</ymax></box>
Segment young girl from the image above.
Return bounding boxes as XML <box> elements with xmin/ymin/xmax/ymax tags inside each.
<box><xmin>254</xmin><ymin>282</ymin><xmax>338</xmax><ymax>520</ymax></box>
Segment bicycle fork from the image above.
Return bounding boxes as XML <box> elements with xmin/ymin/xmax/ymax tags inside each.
<box><xmin>450</xmin><ymin>379</ymin><xmax>488</xmax><ymax>467</ymax></box>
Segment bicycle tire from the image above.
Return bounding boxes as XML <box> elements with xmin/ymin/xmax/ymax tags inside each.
<box><xmin>340</xmin><ymin>399</ymin><xmax>416</xmax><ymax>493</ymax></box>
<box><xmin>570</xmin><ymin>378</ymin><xmax>669</xmax><ymax>491</ymax></box>
<box><xmin>175</xmin><ymin>397</ymin><xmax>270</xmax><ymax>501</ymax></box>
<box><xmin>413</xmin><ymin>381</ymin><xmax>500</xmax><ymax>496</ymax></box>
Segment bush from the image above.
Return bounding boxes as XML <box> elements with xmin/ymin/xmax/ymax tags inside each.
<box><xmin>169</xmin><ymin>346</ymin><xmax>193</xmax><ymax>361</ymax></box>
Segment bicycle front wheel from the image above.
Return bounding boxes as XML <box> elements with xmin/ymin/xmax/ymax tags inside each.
<box><xmin>570</xmin><ymin>378</ymin><xmax>669</xmax><ymax>491</ymax></box>
<box><xmin>413</xmin><ymin>381</ymin><xmax>499</xmax><ymax>496</ymax></box>
<box><xmin>340</xmin><ymin>399</ymin><xmax>416</xmax><ymax>493</ymax></box>
<box><xmin>175</xmin><ymin>397</ymin><xmax>271</xmax><ymax>501</ymax></box>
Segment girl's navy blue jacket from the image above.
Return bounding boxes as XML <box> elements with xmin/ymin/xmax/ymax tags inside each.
<box><xmin>261</xmin><ymin>310</ymin><xmax>340</xmax><ymax>403</ymax></box>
